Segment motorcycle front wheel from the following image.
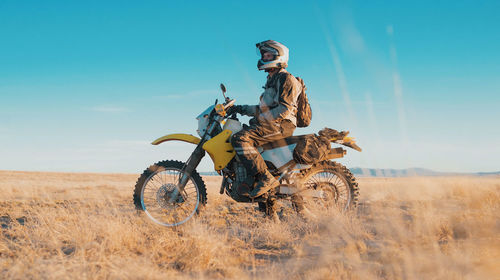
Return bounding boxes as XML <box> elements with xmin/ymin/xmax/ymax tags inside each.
<box><xmin>133</xmin><ymin>160</ymin><xmax>207</xmax><ymax>227</ymax></box>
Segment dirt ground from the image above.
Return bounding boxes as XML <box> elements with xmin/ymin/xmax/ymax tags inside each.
<box><xmin>1</xmin><ymin>170</ymin><xmax>499</xmax><ymax>279</ymax></box>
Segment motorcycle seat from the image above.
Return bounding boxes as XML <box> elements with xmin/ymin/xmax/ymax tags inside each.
<box><xmin>260</xmin><ymin>134</ymin><xmax>314</xmax><ymax>150</ymax></box>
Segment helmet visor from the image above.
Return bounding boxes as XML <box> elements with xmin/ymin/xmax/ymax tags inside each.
<box><xmin>256</xmin><ymin>47</ymin><xmax>277</xmax><ymax>62</ymax></box>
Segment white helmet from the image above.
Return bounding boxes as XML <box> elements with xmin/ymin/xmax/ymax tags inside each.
<box><xmin>256</xmin><ymin>40</ymin><xmax>289</xmax><ymax>71</ymax></box>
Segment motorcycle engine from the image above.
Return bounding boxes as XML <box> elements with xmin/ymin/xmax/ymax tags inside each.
<box><xmin>233</xmin><ymin>161</ymin><xmax>247</xmax><ymax>183</ymax></box>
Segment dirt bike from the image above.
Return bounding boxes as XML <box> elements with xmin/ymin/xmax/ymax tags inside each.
<box><xmin>133</xmin><ymin>84</ymin><xmax>362</xmax><ymax>227</ymax></box>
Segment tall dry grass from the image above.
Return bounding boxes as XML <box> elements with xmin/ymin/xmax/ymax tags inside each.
<box><xmin>0</xmin><ymin>171</ymin><xmax>499</xmax><ymax>279</ymax></box>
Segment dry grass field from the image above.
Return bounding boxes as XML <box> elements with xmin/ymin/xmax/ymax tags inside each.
<box><xmin>0</xmin><ymin>170</ymin><xmax>499</xmax><ymax>279</ymax></box>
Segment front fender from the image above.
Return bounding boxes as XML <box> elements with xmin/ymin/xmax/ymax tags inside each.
<box><xmin>151</xmin><ymin>133</ymin><xmax>201</xmax><ymax>145</ymax></box>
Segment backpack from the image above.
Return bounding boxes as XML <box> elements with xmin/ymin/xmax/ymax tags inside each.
<box><xmin>293</xmin><ymin>134</ymin><xmax>330</xmax><ymax>164</ymax></box>
<box><xmin>295</xmin><ymin>77</ymin><xmax>312</xmax><ymax>127</ymax></box>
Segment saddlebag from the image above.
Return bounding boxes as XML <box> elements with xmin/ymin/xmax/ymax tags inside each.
<box><xmin>293</xmin><ymin>134</ymin><xmax>331</xmax><ymax>164</ymax></box>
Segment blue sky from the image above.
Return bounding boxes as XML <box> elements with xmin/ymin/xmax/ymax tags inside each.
<box><xmin>1</xmin><ymin>0</ymin><xmax>499</xmax><ymax>173</ymax></box>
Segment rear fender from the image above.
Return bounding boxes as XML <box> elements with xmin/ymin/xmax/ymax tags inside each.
<box><xmin>331</xmin><ymin>136</ymin><xmax>362</xmax><ymax>152</ymax></box>
<box><xmin>339</xmin><ymin>136</ymin><xmax>362</xmax><ymax>152</ymax></box>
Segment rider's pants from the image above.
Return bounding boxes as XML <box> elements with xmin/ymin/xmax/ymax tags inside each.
<box><xmin>231</xmin><ymin>119</ymin><xmax>295</xmax><ymax>178</ymax></box>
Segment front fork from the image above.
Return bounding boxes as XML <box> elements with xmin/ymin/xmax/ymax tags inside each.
<box><xmin>171</xmin><ymin>115</ymin><xmax>223</xmax><ymax>203</ymax></box>
<box><xmin>167</xmin><ymin>144</ymin><xmax>205</xmax><ymax>203</ymax></box>
<box><xmin>176</xmin><ymin>116</ymin><xmax>220</xmax><ymax>193</ymax></box>
<box><xmin>178</xmin><ymin>144</ymin><xmax>206</xmax><ymax>189</ymax></box>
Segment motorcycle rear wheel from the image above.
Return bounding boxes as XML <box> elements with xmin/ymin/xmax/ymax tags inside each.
<box><xmin>133</xmin><ymin>160</ymin><xmax>207</xmax><ymax>227</ymax></box>
<box><xmin>296</xmin><ymin>161</ymin><xmax>359</xmax><ymax>212</ymax></box>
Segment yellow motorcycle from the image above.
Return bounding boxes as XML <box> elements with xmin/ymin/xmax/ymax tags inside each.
<box><xmin>133</xmin><ymin>84</ymin><xmax>362</xmax><ymax>226</ymax></box>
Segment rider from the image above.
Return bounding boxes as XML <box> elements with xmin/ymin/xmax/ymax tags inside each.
<box><xmin>230</xmin><ymin>40</ymin><xmax>303</xmax><ymax>198</ymax></box>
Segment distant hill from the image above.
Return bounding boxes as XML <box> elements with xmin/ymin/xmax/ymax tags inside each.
<box><xmin>200</xmin><ymin>168</ymin><xmax>500</xmax><ymax>177</ymax></box>
<box><xmin>350</xmin><ymin>168</ymin><xmax>500</xmax><ymax>177</ymax></box>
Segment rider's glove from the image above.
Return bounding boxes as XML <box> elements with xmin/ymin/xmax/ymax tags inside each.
<box><xmin>227</xmin><ymin>105</ymin><xmax>243</xmax><ymax>115</ymax></box>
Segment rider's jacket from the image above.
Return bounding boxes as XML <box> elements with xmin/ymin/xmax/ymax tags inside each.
<box><xmin>240</xmin><ymin>69</ymin><xmax>302</xmax><ymax>127</ymax></box>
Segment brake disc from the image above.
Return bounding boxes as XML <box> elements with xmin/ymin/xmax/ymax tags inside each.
<box><xmin>156</xmin><ymin>183</ymin><xmax>184</xmax><ymax>208</ymax></box>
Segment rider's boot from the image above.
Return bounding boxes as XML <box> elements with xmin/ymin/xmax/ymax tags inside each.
<box><xmin>250</xmin><ymin>170</ymin><xmax>279</xmax><ymax>198</ymax></box>
<box><xmin>257</xmin><ymin>198</ymin><xmax>279</xmax><ymax>221</ymax></box>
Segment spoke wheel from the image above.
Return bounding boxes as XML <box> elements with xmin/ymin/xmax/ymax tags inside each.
<box><xmin>297</xmin><ymin>161</ymin><xmax>359</xmax><ymax>212</ymax></box>
<box><xmin>133</xmin><ymin>160</ymin><xmax>207</xmax><ymax>227</ymax></box>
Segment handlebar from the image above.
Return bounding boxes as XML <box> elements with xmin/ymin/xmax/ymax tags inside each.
<box><xmin>223</xmin><ymin>99</ymin><xmax>235</xmax><ymax>110</ymax></box>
